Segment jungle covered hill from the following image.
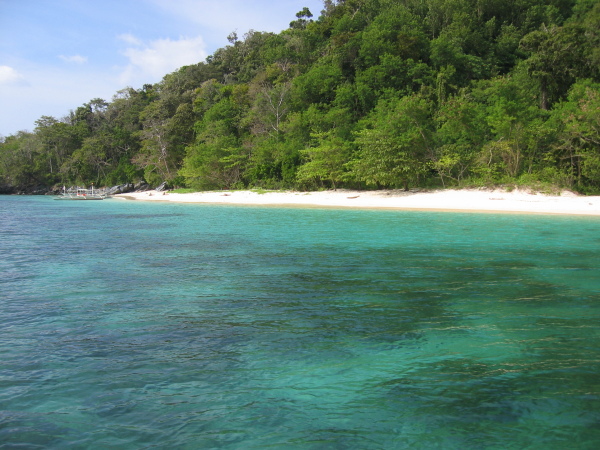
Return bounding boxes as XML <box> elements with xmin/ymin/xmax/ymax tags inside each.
<box><xmin>1</xmin><ymin>0</ymin><xmax>600</xmax><ymax>195</ymax></box>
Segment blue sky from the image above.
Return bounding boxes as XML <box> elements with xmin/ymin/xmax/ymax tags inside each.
<box><xmin>0</xmin><ymin>0</ymin><xmax>324</xmax><ymax>137</ymax></box>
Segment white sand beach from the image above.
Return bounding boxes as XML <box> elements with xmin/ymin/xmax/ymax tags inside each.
<box><xmin>114</xmin><ymin>188</ymin><xmax>600</xmax><ymax>216</ymax></box>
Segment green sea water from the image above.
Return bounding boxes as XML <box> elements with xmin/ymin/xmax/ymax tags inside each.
<box><xmin>1</xmin><ymin>195</ymin><xmax>599</xmax><ymax>449</ymax></box>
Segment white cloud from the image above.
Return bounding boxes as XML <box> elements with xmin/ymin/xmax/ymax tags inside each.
<box><xmin>0</xmin><ymin>65</ymin><xmax>119</xmax><ymax>135</ymax></box>
<box><xmin>0</xmin><ymin>65</ymin><xmax>27</xmax><ymax>86</ymax></box>
<box><xmin>118</xmin><ymin>33</ymin><xmax>143</xmax><ymax>46</ymax></box>
<box><xmin>118</xmin><ymin>34</ymin><xmax>208</xmax><ymax>85</ymax></box>
<box><xmin>59</xmin><ymin>54</ymin><xmax>88</xmax><ymax>64</ymax></box>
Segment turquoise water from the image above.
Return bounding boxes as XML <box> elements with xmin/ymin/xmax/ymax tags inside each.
<box><xmin>1</xmin><ymin>195</ymin><xmax>599</xmax><ymax>449</ymax></box>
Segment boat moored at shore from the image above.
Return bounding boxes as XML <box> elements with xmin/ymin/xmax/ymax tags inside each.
<box><xmin>54</xmin><ymin>185</ymin><xmax>109</xmax><ymax>200</ymax></box>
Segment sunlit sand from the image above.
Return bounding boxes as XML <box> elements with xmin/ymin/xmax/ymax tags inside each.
<box><xmin>114</xmin><ymin>188</ymin><xmax>600</xmax><ymax>216</ymax></box>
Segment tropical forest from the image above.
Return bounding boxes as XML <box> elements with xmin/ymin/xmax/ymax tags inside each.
<box><xmin>1</xmin><ymin>0</ymin><xmax>599</xmax><ymax>194</ymax></box>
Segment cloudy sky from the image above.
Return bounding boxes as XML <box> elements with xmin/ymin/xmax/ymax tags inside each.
<box><xmin>0</xmin><ymin>0</ymin><xmax>324</xmax><ymax>137</ymax></box>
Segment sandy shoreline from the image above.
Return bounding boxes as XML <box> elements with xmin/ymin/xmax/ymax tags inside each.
<box><xmin>113</xmin><ymin>188</ymin><xmax>600</xmax><ymax>216</ymax></box>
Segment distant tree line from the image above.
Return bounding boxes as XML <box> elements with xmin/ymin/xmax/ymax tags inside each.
<box><xmin>2</xmin><ymin>0</ymin><xmax>600</xmax><ymax>194</ymax></box>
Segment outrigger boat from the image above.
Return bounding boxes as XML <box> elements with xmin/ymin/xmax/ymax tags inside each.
<box><xmin>54</xmin><ymin>185</ymin><xmax>108</xmax><ymax>200</ymax></box>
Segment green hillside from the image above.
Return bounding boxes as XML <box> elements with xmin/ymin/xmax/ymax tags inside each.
<box><xmin>2</xmin><ymin>0</ymin><xmax>600</xmax><ymax>193</ymax></box>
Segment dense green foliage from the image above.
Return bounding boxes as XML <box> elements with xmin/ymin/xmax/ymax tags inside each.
<box><xmin>2</xmin><ymin>0</ymin><xmax>600</xmax><ymax>193</ymax></box>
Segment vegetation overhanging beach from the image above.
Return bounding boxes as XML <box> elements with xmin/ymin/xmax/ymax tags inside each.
<box><xmin>115</xmin><ymin>188</ymin><xmax>600</xmax><ymax>216</ymax></box>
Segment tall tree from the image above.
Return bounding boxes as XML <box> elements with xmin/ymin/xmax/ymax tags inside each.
<box><xmin>350</xmin><ymin>94</ymin><xmax>433</xmax><ymax>189</ymax></box>
<box><xmin>520</xmin><ymin>23</ymin><xmax>588</xmax><ymax>109</ymax></box>
<box><xmin>550</xmin><ymin>80</ymin><xmax>600</xmax><ymax>191</ymax></box>
<box><xmin>296</xmin><ymin>130</ymin><xmax>352</xmax><ymax>189</ymax></box>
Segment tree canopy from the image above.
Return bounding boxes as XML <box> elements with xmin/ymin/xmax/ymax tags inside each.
<box><xmin>2</xmin><ymin>0</ymin><xmax>600</xmax><ymax>194</ymax></box>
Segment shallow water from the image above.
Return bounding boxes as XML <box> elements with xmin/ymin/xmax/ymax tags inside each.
<box><xmin>1</xmin><ymin>196</ymin><xmax>599</xmax><ymax>448</ymax></box>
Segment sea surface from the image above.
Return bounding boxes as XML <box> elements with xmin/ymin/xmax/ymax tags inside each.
<box><xmin>1</xmin><ymin>195</ymin><xmax>599</xmax><ymax>449</ymax></box>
